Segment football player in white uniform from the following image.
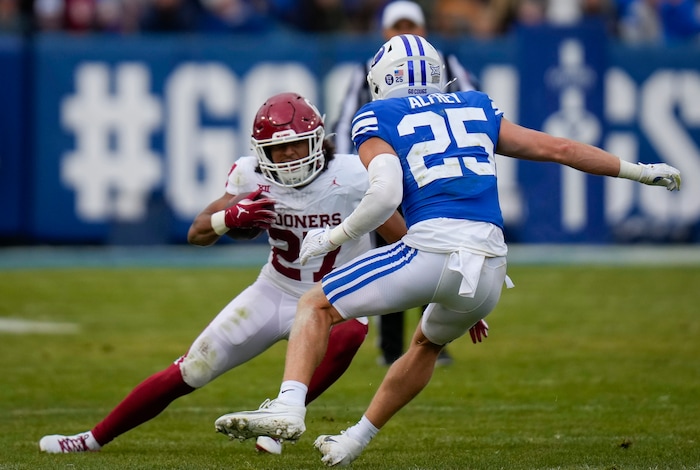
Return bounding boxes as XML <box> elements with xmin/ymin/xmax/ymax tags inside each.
<box><xmin>38</xmin><ymin>92</ymin><xmax>407</xmax><ymax>455</ymax></box>
<box><xmin>213</xmin><ymin>35</ymin><xmax>681</xmax><ymax>467</ymax></box>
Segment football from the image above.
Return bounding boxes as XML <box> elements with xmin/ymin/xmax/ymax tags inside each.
<box><xmin>227</xmin><ymin>226</ymin><xmax>264</xmax><ymax>240</ymax></box>
<box><xmin>224</xmin><ymin>192</ymin><xmax>268</xmax><ymax>241</ymax></box>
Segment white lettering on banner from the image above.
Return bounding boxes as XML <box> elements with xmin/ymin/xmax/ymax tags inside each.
<box><xmin>604</xmin><ymin>133</ymin><xmax>638</xmax><ymax>224</ymax></box>
<box><xmin>542</xmin><ymin>40</ymin><xmax>601</xmax><ymax>233</ymax></box>
<box><xmin>544</xmin><ymin>88</ymin><xmax>602</xmax><ymax>232</ymax></box>
<box><xmin>480</xmin><ymin>65</ymin><xmax>523</xmax><ymax>226</ymax></box>
<box><xmin>605</xmin><ymin>69</ymin><xmax>640</xmax><ymax>228</ymax></box>
<box><xmin>58</xmin><ymin>60</ymin><xmax>699</xmax><ymax>236</ymax></box>
<box><xmin>605</xmin><ymin>68</ymin><xmax>700</xmax><ymax>234</ymax></box>
<box><xmin>62</xmin><ymin>63</ymin><xmax>162</xmax><ymax>222</ymax></box>
<box><xmin>166</xmin><ymin>63</ymin><xmax>239</xmax><ymax>218</ymax></box>
<box><xmin>640</xmin><ymin>71</ymin><xmax>700</xmax><ymax>221</ymax></box>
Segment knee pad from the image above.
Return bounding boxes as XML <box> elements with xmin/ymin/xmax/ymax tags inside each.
<box><xmin>177</xmin><ymin>352</ymin><xmax>218</xmax><ymax>389</ymax></box>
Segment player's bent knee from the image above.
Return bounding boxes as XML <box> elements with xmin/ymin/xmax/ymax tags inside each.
<box><xmin>178</xmin><ymin>354</ymin><xmax>218</xmax><ymax>389</ymax></box>
<box><xmin>330</xmin><ymin>319</ymin><xmax>369</xmax><ymax>350</ymax></box>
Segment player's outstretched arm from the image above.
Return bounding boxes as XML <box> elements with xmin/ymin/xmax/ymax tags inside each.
<box><xmin>496</xmin><ymin>119</ymin><xmax>681</xmax><ymax>191</ymax></box>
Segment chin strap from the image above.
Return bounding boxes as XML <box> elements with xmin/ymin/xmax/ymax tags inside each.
<box><xmin>442</xmin><ymin>77</ymin><xmax>457</xmax><ymax>91</ymax></box>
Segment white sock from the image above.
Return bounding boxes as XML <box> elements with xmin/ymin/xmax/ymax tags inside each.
<box><xmin>83</xmin><ymin>431</ymin><xmax>102</xmax><ymax>451</ymax></box>
<box><xmin>277</xmin><ymin>380</ymin><xmax>308</xmax><ymax>406</ymax></box>
<box><xmin>343</xmin><ymin>415</ymin><xmax>378</xmax><ymax>447</ymax></box>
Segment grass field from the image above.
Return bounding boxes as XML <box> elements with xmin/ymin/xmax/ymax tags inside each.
<box><xmin>1</xmin><ymin>258</ymin><xmax>699</xmax><ymax>469</ymax></box>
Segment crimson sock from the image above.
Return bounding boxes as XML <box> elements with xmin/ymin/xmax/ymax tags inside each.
<box><xmin>306</xmin><ymin>319</ymin><xmax>368</xmax><ymax>404</ymax></box>
<box><xmin>91</xmin><ymin>363</ymin><xmax>195</xmax><ymax>446</ymax></box>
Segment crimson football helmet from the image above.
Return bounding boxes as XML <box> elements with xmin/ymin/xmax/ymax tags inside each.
<box><xmin>251</xmin><ymin>92</ymin><xmax>326</xmax><ymax>188</ymax></box>
<box><xmin>367</xmin><ymin>34</ymin><xmax>445</xmax><ymax>101</ymax></box>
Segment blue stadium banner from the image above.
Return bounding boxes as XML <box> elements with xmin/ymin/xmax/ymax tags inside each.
<box><xmin>30</xmin><ymin>34</ymin><xmax>345</xmax><ymax>244</ymax></box>
<box><xmin>13</xmin><ymin>31</ymin><xmax>700</xmax><ymax>245</ymax></box>
<box><xmin>515</xmin><ymin>21</ymin><xmax>608</xmax><ymax>243</ymax></box>
<box><xmin>0</xmin><ymin>36</ymin><xmax>26</xmax><ymax>240</ymax></box>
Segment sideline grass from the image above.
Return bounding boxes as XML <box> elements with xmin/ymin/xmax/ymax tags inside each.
<box><xmin>1</xmin><ymin>265</ymin><xmax>699</xmax><ymax>469</ymax></box>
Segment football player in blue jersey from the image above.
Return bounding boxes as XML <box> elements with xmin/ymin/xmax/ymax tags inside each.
<box><xmin>214</xmin><ymin>35</ymin><xmax>682</xmax><ymax>467</ymax></box>
<box><xmin>331</xmin><ymin>0</ymin><xmax>480</xmax><ymax>367</ymax></box>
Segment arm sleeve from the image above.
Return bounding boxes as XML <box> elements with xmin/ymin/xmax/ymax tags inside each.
<box><xmin>329</xmin><ymin>153</ymin><xmax>403</xmax><ymax>245</ymax></box>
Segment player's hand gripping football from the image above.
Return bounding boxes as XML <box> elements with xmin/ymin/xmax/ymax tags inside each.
<box><xmin>224</xmin><ymin>188</ymin><xmax>276</xmax><ymax>230</ymax></box>
<box><xmin>299</xmin><ymin>226</ymin><xmax>338</xmax><ymax>266</ymax></box>
<box><xmin>638</xmin><ymin>163</ymin><xmax>681</xmax><ymax>191</ymax></box>
<box><xmin>469</xmin><ymin>319</ymin><xmax>489</xmax><ymax>344</ymax></box>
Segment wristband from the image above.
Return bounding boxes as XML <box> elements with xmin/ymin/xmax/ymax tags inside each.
<box><xmin>211</xmin><ymin>210</ymin><xmax>229</xmax><ymax>236</ymax></box>
<box><xmin>618</xmin><ymin>160</ymin><xmax>643</xmax><ymax>182</ymax></box>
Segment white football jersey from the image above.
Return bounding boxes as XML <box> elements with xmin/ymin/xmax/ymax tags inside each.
<box><xmin>225</xmin><ymin>155</ymin><xmax>372</xmax><ymax>297</ymax></box>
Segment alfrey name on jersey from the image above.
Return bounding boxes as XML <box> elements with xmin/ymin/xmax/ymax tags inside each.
<box><xmin>408</xmin><ymin>92</ymin><xmax>462</xmax><ymax>109</ymax></box>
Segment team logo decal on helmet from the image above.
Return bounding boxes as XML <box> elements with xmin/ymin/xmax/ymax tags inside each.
<box><xmin>371</xmin><ymin>46</ymin><xmax>385</xmax><ymax>68</ymax></box>
<box><xmin>251</xmin><ymin>92</ymin><xmax>326</xmax><ymax>188</ymax></box>
<box><xmin>430</xmin><ymin>64</ymin><xmax>442</xmax><ymax>83</ymax></box>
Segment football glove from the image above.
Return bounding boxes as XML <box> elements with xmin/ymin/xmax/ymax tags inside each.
<box><xmin>299</xmin><ymin>226</ymin><xmax>338</xmax><ymax>266</ymax></box>
<box><xmin>224</xmin><ymin>188</ymin><xmax>276</xmax><ymax>229</ymax></box>
<box><xmin>638</xmin><ymin>163</ymin><xmax>681</xmax><ymax>191</ymax></box>
<box><xmin>469</xmin><ymin>319</ymin><xmax>489</xmax><ymax>344</ymax></box>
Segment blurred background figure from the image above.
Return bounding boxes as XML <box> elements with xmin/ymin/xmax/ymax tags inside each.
<box><xmin>94</xmin><ymin>0</ymin><xmax>124</xmax><ymax>32</ymax></box>
<box><xmin>0</xmin><ymin>0</ymin><xmax>25</xmax><ymax>33</ymax></box>
<box><xmin>92</xmin><ymin>0</ymin><xmax>143</xmax><ymax>34</ymax></box>
<box><xmin>580</xmin><ymin>0</ymin><xmax>618</xmax><ymax>34</ymax></box>
<box><xmin>546</xmin><ymin>0</ymin><xmax>617</xmax><ymax>28</ymax></box>
<box><xmin>63</xmin><ymin>0</ymin><xmax>96</xmax><ymax>33</ymax></box>
<box><xmin>268</xmin><ymin>0</ymin><xmax>369</xmax><ymax>32</ymax></box>
<box><xmin>34</xmin><ymin>0</ymin><xmax>64</xmax><ymax>31</ymax></box>
<box><xmin>139</xmin><ymin>0</ymin><xmax>199</xmax><ymax>32</ymax></box>
<box><xmin>615</xmin><ymin>0</ymin><xmax>662</xmax><ymax>43</ymax></box>
<box><xmin>657</xmin><ymin>0</ymin><xmax>700</xmax><ymax>43</ymax></box>
<box><xmin>484</xmin><ymin>0</ymin><xmax>547</xmax><ymax>34</ymax></box>
<box><xmin>514</xmin><ymin>0</ymin><xmax>547</xmax><ymax>27</ymax></box>
<box><xmin>432</xmin><ymin>0</ymin><xmax>497</xmax><ymax>38</ymax></box>
<box><xmin>198</xmin><ymin>0</ymin><xmax>273</xmax><ymax>33</ymax></box>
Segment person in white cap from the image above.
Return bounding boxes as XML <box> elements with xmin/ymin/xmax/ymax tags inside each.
<box><xmin>334</xmin><ymin>1</ymin><xmax>478</xmax><ymax>156</ymax></box>
<box><xmin>332</xmin><ymin>0</ymin><xmax>479</xmax><ymax>368</ymax></box>
<box><xmin>381</xmin><ymin>0</ymin><xmax>425</xmax><ymax>31</ymax></box>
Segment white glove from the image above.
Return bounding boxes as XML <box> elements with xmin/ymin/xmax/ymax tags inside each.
<box><xmin>638</xmin><ymin>163</ymin><xmax>681</xmax><ymax>191</ymax></box>
<box><xmin>299</xmin><ymin>226</ymin><xmax>338</xmax><ymax>266</ymax></box>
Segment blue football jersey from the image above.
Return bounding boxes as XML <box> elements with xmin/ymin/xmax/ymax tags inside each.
<box><xmin>352</xmin><ymin>91</ymin><xmax>504</xmax><ymax>229</ymax></box>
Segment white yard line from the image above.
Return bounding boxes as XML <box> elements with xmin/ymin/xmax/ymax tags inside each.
<box><xmin>0</xmin><ymin>244</ymin><xmax>699</xmax><ymax>269</ymax></box>
<box><xmin>0</xmin><ymin>318</ymin><xmax>80</xmax><ymax>334</ymax></box>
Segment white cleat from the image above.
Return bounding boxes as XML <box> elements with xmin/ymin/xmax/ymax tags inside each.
<box><xmin>314</xmin><ymin>432</ymin><xmax>365</xmax><ymax>467</ymax></box>
<box><xmin>39</xmin><ymin>432</ymin><xmax>100</xmax><ymax>454</ymax></box>
<box><xmin>255</xmin><ymin>436</ymin><xmax>283</xmax><ymax>454</ymax></box>
<box><xmin>215</xmin><ymin>399</ymin><xmax>306</xmax><ymax>442</ymax></box>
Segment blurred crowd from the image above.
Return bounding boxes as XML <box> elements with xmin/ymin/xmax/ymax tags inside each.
<box><xmin>1</xmin><ymin>0</ymin><xmax>698</xmax><ymax>44</ymax></box>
